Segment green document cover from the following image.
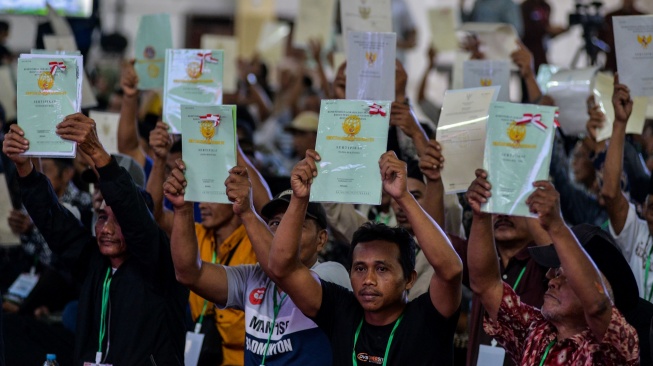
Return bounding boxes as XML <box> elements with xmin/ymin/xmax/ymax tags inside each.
<box><xmin>482</xmin><ymin>102</ymin><xmax>557</xmax><ymax>217</ymax></box>
<box><xmin>181</xmin><ymin>104</ymin><xmax>236</xmax><ymax>204</ymax></box>
<box><xmin>164</xmin><ymin>49</ymin><xmax>224</xmax><ymax>134</ymax></box>
<box><xmin>17</xmin><ymin>56</ymin><xmax>80</xmax><ymax>157</ymax></box>
<box><xmin>135</xmin><ymin>13</ymin><xmax>173</xmax><ymax>90</ymax></box>
<box><xmin>310</xmin><ymin>100</ymin><xmax>391</xmax><ymax>205</ymax></box>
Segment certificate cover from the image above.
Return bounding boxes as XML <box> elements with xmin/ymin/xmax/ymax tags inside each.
<box><xmin>340</xmin><ymin>0</ymin><xmax>392</xmax><ymax>39</ymax></box>
<box><xmin>429</xmin><ymin>7</ymin><xmax>458</xmax><ymax>52</ymax></box>
<box><xmin>437</xmin><ymin>86</ymin><xmax>500</xmax><ymax>193</ymax></box>
<box><xmin>235</xmin><ymin>0</ymin><xmax>275</xmax><ymax>59</ymax></box>
<box><xmin>482</xmin><ymin>102</ymin><xmax>557</xmax><ymax>217</ymax></box>
<box><xmin>292</xmin><ymin>0</ymin><xmax>336</xmax><ymax>47</ymax></box>
<box><xmin>181</xmin><ymin>105</ymin><xmax>237</xmax><ymax>204</ymax></box>
<box><xmin>135</xmin><ymin>14</ymin><xmax>173</xmax><ymax>90</ymax></box>
<box><xmin>17</xmin><ymin>56</ymin><xmax>80</xmax><ymax>157</ymax></box>
<box><xmin>90</xmin><ymin>110</ymin><xmax>120</xmax><ymax>154</ymax></box>
<box><xmin>200</xmin><ymin>35</ymin><xmax>239</xmax><ymax>93</ymax></box>
<box><xmin>545</xmin><ymin>67</ymin><xmax>598</xmax><ymax>136</ymax></box>
<box><xmin>593</xmin><ymin>72</ymin><xmax>648</xmax><ymax>141</ymax></box>
<box><xmin>163</xmin><ymin>49</ymin><xmax>224</xmax><ymax>134</ymax></box>
<box><xmin>311</xmin><ymin>100</ymin><xmax>391</xmax><ymax>205</ymax></box>
<box><xmin>459</xmin><ymin>23</ymin><xmax>519</xmax><ymax>62</ymax></box>
<box><xmin>345</xmin><ymin>31</ymin><xmax>396</xmax><ymax>101</ymax></box>
<box><xmin>613</xmin><ymin>15</ymin><xmax>653</xmax><ymax>97</ymax></box>
<box><xmin>256</xmin><ymin>21</ymin><xmax>290</xmax><ymax>67</ymax></box>
<box><xmin>463</xmin><ymin>60</ymin><xmax>511</xmax><ymax>102</ymax></box>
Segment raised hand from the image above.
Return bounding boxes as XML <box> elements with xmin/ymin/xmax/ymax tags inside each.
<box><xmin>149</xmin><ymin>121</ymin><xmax>172</xmax><ymax>160</ymax></box>
<box><xmin>418</xmin><ymin>140</ymin><xmax>444</xmax><ymax>181</ymax></box>
<box><xmin>8</xmin><ymin>209</ymin><xmax>33</xmax><ymax>235</ymax></box>
<box><xmin>525</xmin><ymin>181</ymin><xmax>564</xmax><ymax>232</ymax></box>
<box><xmin>390</xmin><ymin>102</ymin><xmax>423</xmax><ymax>139</ymax></box>
<box><xmin>308</xmin><ymin>38</ymin><xmax>323</xmax><ymax>63</ymax></box>
<box><xmin>225</xmin><ymin>166</ymin><xmax>254</xmax><ymax>217</ymax></box>
<box><xmin>585</xmin><ymin>95</ymin><xmax>605</xmax><ymax>141</ymax></box>
<box><xmin>510</xmin><ymin>40</ymin><xmax>534</xmax><ymax>78</ymax></box>
<box><xmin>290</xmin><ymin>149</ymin><xmax>320</xmax><ymax>199</ymax></box>
<box><xmin>466</xmin><ymin>169</ymin><xmax>491</xmax><ymax>216</ymax></box>
<box><xmin>120</xmin><ymin>59</ymin><xmax>139</xmax><ymax>98</ymax></box>
<box><xmin>1</xmin><ymin>124</ymin><xmax>30</xmax><ymax>169</ymax></box>
<box><xmin>379</xmin><ymin>151</ymin><xmax>407</xmax><ymax>200</ymax></box>
<box><xmin>613</xmin><ymin>74</ymin><xmax>633</xmax><ymax>123</ymax></box>
<box><xmin>56</xmin><ymin>113</ymin><xmax>109</xmax><ymax>166</ymax></box>
<box><xmin>162</xmin><ymin>159</ymin><xmax>188</xmax><ymax>209</ymax></box>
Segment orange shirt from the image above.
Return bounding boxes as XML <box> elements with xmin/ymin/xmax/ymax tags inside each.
<box><xmin>189</xmin><ymin>224</ymin><xmax>258</xmax><ymax>365</ymax></box>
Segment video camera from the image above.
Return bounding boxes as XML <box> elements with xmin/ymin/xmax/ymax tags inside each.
<box><xmin>568</xmin><ymin>0</ymin><xmax>609</xmax><ymax>66</ymax></box>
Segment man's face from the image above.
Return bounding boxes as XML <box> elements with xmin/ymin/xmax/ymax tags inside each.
<box><xmin>95</xmin><ymin>205</ymin><xmax>127</xmax><ymax>260</ymax></box>
<box><xmin>391</xmin><ymin>178</ymin><xmax>425</xmax><ymax>233</ymax></box>
<box><xmin>291</xmin><ymin>130</ymin><xmax>317</xmax><ymax>159</ymax></box>
<box><xmin>350</xmin><ymin>240</ymin><xmax>413</xmax><ymax>313</ymax></box>
<box><xmin>199</xmin><ymin>202</ymin><xmax>236</xmax><ymax>230</ymax></box>
<box><xmin>492</xmin><ymin>215</ymin><xmax>532</xmax><ymax>244</ymax></box>
<box><xmin>541</xmin><ymin>267</ymin><xmax>584</xmax><ymax>323</ymax></box>
<box><xmin>267</xmin><ymin>210</ymin><xmax>326</xmax><ymax>266</ymax></box>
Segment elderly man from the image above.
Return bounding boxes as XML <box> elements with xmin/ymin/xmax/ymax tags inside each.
<box><xmin>2</xmin><ymin>114</ymin><xmax>188</xmax><ymax>365</ymax></box>
<box><xmin>467</xmin><ymin>169</ymin><xmax>639</xmax><ymax>364</ymax></box>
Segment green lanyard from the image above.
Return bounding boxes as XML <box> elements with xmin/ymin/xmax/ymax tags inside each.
<box><xmin>260</xmin><ymin>284</ymin><xmax>287</xmax><ymax>366</ymax></box>
<box><xmin>538</xmin><ymin>338</ymin><xmax>556</xmax><ymax>366</ymax></box>
<box><xmin>512</xmin><ymin>266</ymin><xmax>527</xmax><ymax>290</ymax></box>
<box><xmin>352</xmin><ymin>313</ymin><xmax>404</xmax><ymax>366</ymax></box>
<box><xmin>643</xmin><ymin>237</ymin><xmax>653</xmax><ymax>302</ymax></box>
<box><xmin>197</xmin><ymin>251</ymin><xmax>218</xmax><ymax>326</ymax></box>
<box><xmin>98</xmin><ymin>268</ymin><xmax>113</xmax><ymax>360</ymax></box>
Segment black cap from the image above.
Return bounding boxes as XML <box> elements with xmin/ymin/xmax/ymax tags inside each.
<box><xmin>261</xmin><ymin>190</ymin><xmax>328</xmax><ymax>229</ymax></box>
<box><xmin>528</xmin><ymin>224</ymin><xmax>639</xmax><ymax>313</ymax></box>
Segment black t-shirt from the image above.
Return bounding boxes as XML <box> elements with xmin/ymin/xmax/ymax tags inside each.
<box><xmin>313</xmin><ymin>280</ymin><xmax>459</xmax><ymax>365</ymax></box>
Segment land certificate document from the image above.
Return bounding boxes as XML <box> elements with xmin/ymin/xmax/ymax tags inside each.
<box><xmin>437</xmin><ymin>86</ymin><xmax>499</xmax><ymax>193</ymax></box>
<box><xmin>17</xmin><ymin>55</ymin><xmax>80</xmax><ymax>157</ymax></box>
<box><xmin>200</xmin><ymin>35</ymin><xmax>239</xmax><ymax>93</ymax></box>
<box><xmin>340</xmin><ymin>0</ymin><xmax>392</xmax><ymax>40</ymax></box>
<box><xmin>345</xmin><ymin>31</ymin><xmax>396</xmax><ymax>101</ymax></box>
<box><xmin>90</xmin><ymin>110</ymin><xmax>120</xmax><ymax>154</ymax></box>
<box><xmin>163</xmin><ymin>49</ymin><xmax>224</xmax><ymax>134</ymax></box>
<box><xmin>593</xmin><ymin>72</ymin><xmax>648</xmax><ymax>141</ymax></box>
<box><xmin>613</xmin><ymin>15</ymin><xmax>653</xmax><ymax>97</ymax></box>
<box><xmin>135</xmin><ymin>13</ymin><xmax>173</xmax><ymax>90</ymax></box>
<box><xmin>545</xmin><ymin>67</ymin><xmax>598</xmax><ymax>136</ymax></box>
<box><xmin>429</xmin><ymin>7</ymin><xmax>458</xmax><ymax>52</ymax></box>
<box><xmin>181</xmin><ymin>105</ymin><xmax>236</xmax><ymax>204</ymax></box>
<box><xmin>292</xmin><ymin>0</ymin><xmax>336</xmax><ymax>47</ymax></box>
<box><xmin>482</xmin><ymin>102</ymin><xmax>557</xmax><ymax>217</ymax></box>
<box><xmin>463</xmin><ymin>60</ymin><xmax>511</xmax><ymax>102</ymax></box>
<box><xmin>459</xmin><ymin>23</ymin><xmax>519</xmax><ymax>61</ymax></box>
<box><xmin>311</xmin><ymin>100</ymin><xmax>391</xmax><ymax>205</ymax></box>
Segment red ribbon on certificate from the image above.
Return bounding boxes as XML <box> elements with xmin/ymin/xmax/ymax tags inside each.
<box><xmin>369</xmin><ymin>103</ymin><xmax>386</xmax><ymax>117</ymax></box>
<box><xmin>515</xmin><ymin>113</ymin><xmax>547</xmax><ymax>131</ymax></box>
<box><xmin>553</xmin><ymin>111</ymin><xmax>560</xmax><ymax>128</ymax></box>
<box><xmin>201</xmin><ymin>114</ymin><xmax>221</xmax><ymax>127</ymax></box>
<box><xmin>197</xmin><ymin>52</ymin><xmax>219</xmax><ymax>74</ymax></box>
<box><xmin>49</xmin><ymin>61</ymin><xmax>66</xmax><ymax>76</ymax></box>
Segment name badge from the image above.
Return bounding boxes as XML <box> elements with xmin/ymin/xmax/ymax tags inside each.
<box><xmin>477</xmin><ymin>339</ymin><xmax>506</xmax><ymax>366</ymax></box>
<box><xmin>184</xmin><ymin>330</ymin><xmax>205</xmax><ymax>366</ymax></box>
<box><xmin>7</xmin><ymin>271</ymin><xmax>39</xmax><ymax>299</ymax></box>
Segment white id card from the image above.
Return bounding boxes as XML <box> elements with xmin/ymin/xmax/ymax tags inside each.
<box><xmin>477</xmin><ymin>342</ymin><xmax>506</xmax><ymax>366</ymax></box>
<box><xmin>8</xmin><ymin>272</ymin><xmax>39</xmax><ymax>299</ymax></box>
<box><xmin>184</xmin><ymin>331</ymin><xmax>205</xmax><ymax>366</ymax></box>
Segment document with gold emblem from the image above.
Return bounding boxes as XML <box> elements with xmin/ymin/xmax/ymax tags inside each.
<box><xmin>200</xmin><ymin>35</ymin><xmax>239</xmax><ymax>93</ymax></box>
<box><xmin>292</xmin><ymin>0</ymin><xmax>336</xmax><ymax>47</ymax></box>
<box><xmin>437</xmin><ymin>86</ymin><xmax>499</xmax><ymax>193</ymax></box>
<box><xmin>340</xmin><ymin>0</ymin><xmax>392</xmax><ymax>40</ymax></box>
<box><xmin>135</xmin><ymin>14</ymin><xmax>173</xmax><ymax>90</ymax></box>
<box><xmin>17</xmin><ymin>55</ymin><xmax>81</xmax><ymax>157</ymax></box>
<box><xmin>181</xmin><ymin>105</ymin><xmax>237</xmax><ymax>204</ymax></box>
<box><xmin>613</xmin><ymin>15</ymin><xmax>653</xmax><ymax>97</ymax></box>
<box><xmin>345</xmin><ymin>31</ymin><xmax>396</xmax><ymax>101</ymax></box>
<box><xmin>593</xmin><ymin>72</ymin><xmax>648</xmax><ymax>141</ymax></box>
<box><xmin>311</xmin><ymin>100</ymin><xmax>391</xmax><ymax>205</ymax></box>
<box><xmin>463</xmin><ymin>60</ymin><xmax>510</xmax><ymax>102</ymax></box>
<box><xmin>429</xmin><ymin>7</ymin><xmax>458</xmax><ymax>52</ymax></box>
<box><xmin>90</xmin><ymin>110</ymin><xmax>120</xmax><ymax>154</ymax></box>
<box><xmin>482</xmin><ymin>102</ymin><xmax>557</xmax><ymax>217</ymax></box>
<box><xmin>163</xmin><ymin>49</ymin><xmax>224</xmax><ymax>134</ymax></box>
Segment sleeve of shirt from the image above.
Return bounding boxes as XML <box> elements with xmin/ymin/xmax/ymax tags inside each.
<box><xmin>220</xmin><ymin>264</ymin><xmax>256</xmax><ymax>310</ymax></box>
<box><xmin>609</xmin><ymin>203</ymin><xmax>642</xmax><ymax>260</ymax></box>
<box><xmin>312</xmin><ymin>262</ymin><xmax>352</xmax><ymax>291</ymax></box>
<box><xmin>312</xmin><ymin>279</ymin><xmax>357</xmax><ymax>338</ymax></box>
<box><xmin>599</xmin><ymin>308</ymin><xmax>640</xmax><ymax>364</ymax></box>
<box><xmin>483</xmin><ymin>282</ymin><xmax>543</xmax><ymax>362</ymax></box>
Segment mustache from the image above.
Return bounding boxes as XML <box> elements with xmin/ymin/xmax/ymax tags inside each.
<box><xmin>493</xmin><ymin>217</ymin><xmax>514</xmax><ymax>229</ymax></box>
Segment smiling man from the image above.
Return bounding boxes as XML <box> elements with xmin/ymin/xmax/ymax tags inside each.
<box><xmin>266</xmin><ymin>150</ymin><xmax>463</xmax><ymax>365</ymax></box>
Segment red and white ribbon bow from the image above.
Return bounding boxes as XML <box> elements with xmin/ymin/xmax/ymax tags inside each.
<box><xmin>516</xmin><ymin>113</ymin><xmax>547</xmax><ymax>131</ymax></box>
<box><xmin>49</xmin><ymin>61</ymin><xmax>66</xmax><ymax>76</ymax></box>
<box><xmin>369</xmin><ymin>103</ymin><xmax>386</xmax><ymax>117</ymax></box>
<box><xmin>196</xmin><ymin>52</ymin><xmax>219</xmax><ymax>74</ymax></box>
<box><xmin>553</xmin><ymin>111</ymin><xmax>560</xmax><ymax>128</ymax></box>
<box><xmin>201</xmin><ymin>114</ymin><xmax>221</xmax><ymax>127</ymax></box>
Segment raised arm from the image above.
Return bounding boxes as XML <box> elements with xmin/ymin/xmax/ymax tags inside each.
<box><xmin>308</xmin><ymin>38</ymin><xmax>332</xmax><ymax>99</ymax></box>
<box><xmin>381</xmin><ymin>151</ymin><xmax>462</xmax><ymax>317</ymax></box>
<box><xmin>164</xmin><ymin>159</ymin><xmax>230</xmax><ymax>306</ymax></box>
<box><xmin>390</xmin><ymin>102</ymin><xmax>429</xmax><ymax>158</ymax></box>
<box><xmin>599</xmin><ymin>77</ymin><xmax>634</xmax><ymax>234</ymax></box>
<box><xmin>236</xmin><ymin>143</ymin><xmax>271</xmax><ymax>214</ymax></box>
<box><xmin>511</xmin><ymin>41</ymin><xmax>542</xmax><ymax>104</ymax></box>
<box><xmin>117</xmin><ymin>59</ymin><xmax>147</xmax><ymax>167</ymax></box>
<box><xmin>418</xmin><ymin>140</ymin><xmax>446</xmax><ymax>229</ymax></box>
<box><xmin>267</xmin><ymin>150</ymin><xmax>324</xmax><ymax>318</ymax></box>
<box><xmin>417</xmin><ymin>47</ymin><xmax>437</xmax><ymax>104</ymax></box>
<box><xmin>466</xmin><ymin>169</ymin><xmax>504</xmax><ymax>320</ymax></box>
<box><xmin>147</xmin><ymin>121</ymin><xmax>174</xmax><ymax>236</ymax></box>
<box><xmin>527</xmin><ymin>181</ymin><xmax>612</xmax><ymax>339</ymax></box>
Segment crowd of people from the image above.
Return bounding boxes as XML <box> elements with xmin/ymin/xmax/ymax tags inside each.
<box><xmin>0</xmin><ymin>0</ymin><xmax>652</xmax><ymax>365</ymax></box>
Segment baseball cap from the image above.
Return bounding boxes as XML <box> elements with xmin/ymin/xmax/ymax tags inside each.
<box><xmin>285</xmin><ymin>111</ymin><xmax>319</xmax><ymax>133</ymax></box>
<box><xmin>261</xmin><ymin>189</ymin><xmax>327</xmax><ymax>229</ymax></box>
<box><xmin>528</xmin><ymin>224</ymin><xmax>639</xmax><ymax>313</ymax></box>
<box><xmin>81</xmin><ymin>153</ymin><xmax>146</xmax><ymax>188</ymax></box>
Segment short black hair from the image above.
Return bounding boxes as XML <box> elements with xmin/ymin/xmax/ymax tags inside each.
<box><xmin>350</xmin><ymin>222</ymin><xmax>416</xmax><ymax>280</ymax></box>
